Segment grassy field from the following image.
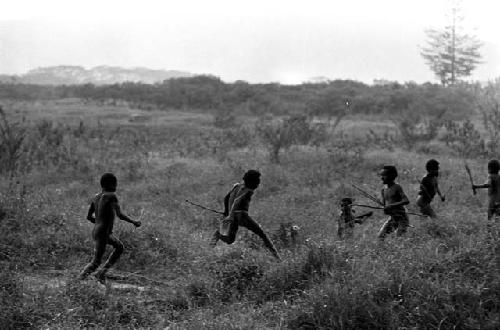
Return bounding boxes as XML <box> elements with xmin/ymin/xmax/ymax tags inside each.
<box><xmin>1</xmin><ymin>100</ymin><xmax>499</xmax><ymax>329</ymax></box>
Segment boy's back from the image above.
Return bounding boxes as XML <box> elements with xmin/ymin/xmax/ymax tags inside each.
<box><xmin>92</xmin><ymin>192</ymin><xmax>118</xmax><ymax>236</ymax></box>
<box><xmin>225</xmin><ymin>183</ymin><xmax>253</xmax><ymax>213</ymax></box>
<box><xmin>419</xmin><ymin>174</ymin><xmax>438</xmax><ymax>203</ymax></box>
<box><xmin>487</xmin><ymin>173</ymin><xmax>500</xmax><ymax>206</ymax></box>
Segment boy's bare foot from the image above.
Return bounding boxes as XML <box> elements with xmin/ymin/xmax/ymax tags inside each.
<box><xmin>94</xmin><ymin>270</ymin><xmax>106</xmax><ymax>284</ymax></box>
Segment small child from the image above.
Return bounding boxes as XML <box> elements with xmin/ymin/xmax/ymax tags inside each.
<box><xmin>337</xmin><ymin>197</ymin><xmax>372</xmax><ymax>239</ymax></box>
<box><xmin>416</xmin><ymin>159</ymin><xmax>445</xmax><ymax>219</ymax></box>
<box><xmin>210</xmin><ymin>170</ymin><xmax>280</xmax><ymax>260</ymax></box>
<box><xmin>79</xmin><ymin>173</ymin><xmax>141</xmax><ymax>283</ymax></box>
<box><xmin>378</xmin><ymin>165</ymin><xmax>410</xmax><ymax>240</ymax></box>
<box><xmin>472</xmin><ymin>159</ymin><xmax>500</xmax><ymax>220</ymax></box>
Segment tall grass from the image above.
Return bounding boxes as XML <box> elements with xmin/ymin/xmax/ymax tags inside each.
<box><xmin>1</xmin><ymin>101</ymin><xmax>500</xmax><ymax>328</ymax></box>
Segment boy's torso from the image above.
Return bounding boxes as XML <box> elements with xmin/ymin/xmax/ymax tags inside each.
<box><xmin>419</xmin><ymin>175</ymin><xmax>437</xmax><ymax>202</ymax></box>
<box><xmin>93</xmin><ymin>192</ymin><xmax>118</xmax><ymax>233</ymax></box>
<box><xmin>383</xmin><ymin>183</ymin><xmax>406</xmax><ymax>214</ymax></box>
<box><xmin>488</xmin><ymin>174</ymin><xmax>500</xmax><ymax>206</ymax></box>
<box><xmin>227</xmin><ymin>183</ymin><xmax>252</xmax><ymax>212</ymax></box>
<box><xmin>339</xmin><ymin>207</ymin><xmax>355</xmax><ymax>225</ymax></box>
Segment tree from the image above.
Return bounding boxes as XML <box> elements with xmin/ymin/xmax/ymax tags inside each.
<box><xmin>420</xmin><ymin>0</ymin><xmax>482</xmax><ymax>86</ymax></box>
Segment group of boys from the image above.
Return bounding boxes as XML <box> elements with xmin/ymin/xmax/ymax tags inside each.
<box><xmin>79</xmin><ymin>159</ymin><xmax>500</xmax><ymax>283</ymax></box>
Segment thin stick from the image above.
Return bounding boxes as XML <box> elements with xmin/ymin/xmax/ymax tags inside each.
<box><xmin>464</xmin><ymin>162</ymin><xmax>476</xmax><ymax>195</ymax></box>
<box><xmin>353</xmin><ymin>203</ymin><xmax>428</xmax><ymax>218</ymax></box>
<box><xmin>352</xmin><ymin>203</ymin><xmax>383</xmax><ymax>210</ymax></box>
<box><xmin>185</xmin><ymin>199</ymin><xmax>224</xmax><ymax>215</ymax></box>
<box><xmin>351</xmin><ymin>183</ymin><xmax>383</xmax><ymax>206</ymax></box>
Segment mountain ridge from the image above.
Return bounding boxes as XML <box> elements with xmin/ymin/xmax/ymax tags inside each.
<box><xmin>0</xmin><ymin>65</ymin><xmax>193</xmax><ymax>85</ymax></box>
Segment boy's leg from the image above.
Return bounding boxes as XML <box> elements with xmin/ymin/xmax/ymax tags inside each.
<box><xmin>420</xmin><ymin>203</ymin><xmax>437</xmax><ymax>219</ymax></box>
<box><xmin>417</xmin><ymin>197</ymin><xmax>436</xmax><ymax>219</ymax></box>
<box><xmin>79</xmin><ymin>238</ymin><xmax>107</xmax><ymax>279</ymax></box>
<box><xmin>240</xmin><ymin>214</ymin><xmax>280</xmax><ymax>260</ymax></box>
<box><xmin>214</xmin><ymin>217</ymin><xmax>239</xmax><ymax>245</ymax></box>
<box><xmin>378</xmin><ymin>217</ymin><xmax>396</xmax><ymax>241</ymax></box>
<box><xmin>395</xmin><ymin>214</ymin><xmax>410</xmax><ymax>236</ymax></box>
<box><xmin>95</xmin><ymin>235</ymin><xmax>124</xmax><ymax>283</ymax></box>
<box><xmin>337</xmin><ymin>225</ymin><xmax>344</xmax><ymax>239</ymax></box>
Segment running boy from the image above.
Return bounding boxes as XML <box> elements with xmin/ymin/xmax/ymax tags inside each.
<box><xmin>79</xmin><ymin>173</ymin><xmax>141</xmax><ymax>283</ymax></box>
<box><xmin>210</xmin><ymin>170</ymin><xmax>280</xmax><ymax>260</ymax></box>
<box><xmin>378</xmin><ymin>165</ymin><xmax>410</xmax><ymax>240</ymax></box>
<box><xmin>472</xmin><ymin>159</ymin><xmax>500</xmax><ymax>220</ymax></box>
<box><xmin>416</xmin><ymin>159</ymin><xmax>445</xmax><ymax>219</ymax></box>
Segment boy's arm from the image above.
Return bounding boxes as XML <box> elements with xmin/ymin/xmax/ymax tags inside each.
<box><xmin>473</xmin><ymin>183</ymin><xmax>490</xmax><ymax>189</ymax></box>
<box><xmin>436</xmin><ymin>180</ymin><xmax>445</xmax><ymax>201</ymax></box>
<box><xmin>113</xmin><ymin>201</ymin><xmax>141</xmax><ymax>227</ymax></box>
<box><xmin>473</xmin><ymin>177</ymin><xmax>491</xmax><ymax>191</ymax></box>
<box><xmin>87</xmin><ymin>202</ymin><xmax>96</xmax><ymax>223</ymax></box>
<box><xmin>223</xmin><ymin>191</ymin><xmax>230</xmax><ymax>216</ymax></box>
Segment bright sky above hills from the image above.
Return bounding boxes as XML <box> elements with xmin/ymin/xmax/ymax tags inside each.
<box><xmin>0</xmin><ymin>0</ymin><xmax>499</xmax><ymax>84</ymax></box>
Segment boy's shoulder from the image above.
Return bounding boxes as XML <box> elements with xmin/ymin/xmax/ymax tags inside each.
<box><xmin>386</xmin><ymin>182</ymin><xmax>403</xmax><ymax>192</ymax></box>
<box><xmin>97</xmin><ymin>191</ymin><xmax>118</xmax><ymax>202</ymax></box>
<box><xmin>421</xmin><ymin>174</ymin><xmax>431</xmax><ymax>181</ymax></box>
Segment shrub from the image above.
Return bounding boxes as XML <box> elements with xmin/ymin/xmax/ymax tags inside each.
<box><xmin>0</xmin><ymin>106</ymin><xmax>26</xmax><ymax>177</ymax></box>
<box><xmin>208</xmin><ymin>251</ymin><xmax>265</xmax><ymax>302</ymax></box>
<box><xmin>256</xmin><ymin>115</ymin><xmax>326</xmax><ymax>163</ymax></box>
<box><xmin>441</xmin><ymin>119</ymin><xmax>487</xmax><ymax>157</ymax></box>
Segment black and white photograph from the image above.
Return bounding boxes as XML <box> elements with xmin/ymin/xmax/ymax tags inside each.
<box><xmin>1</xmin><ymin>0</ymin><xmax>500</xmax><ymax>328</ymax></box>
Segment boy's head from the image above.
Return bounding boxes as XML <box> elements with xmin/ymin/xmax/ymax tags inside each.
<box><xmin>488</xmin><ymin>159</ymin><xmax>500</xmax><ymax>174</ymax></box>
<box><xmin>100</xmin><ymin>173</ymin><xmax>117</xmax><ymax>192</ymax></box>
<box><xmin>380</xmin><ymin>165</ymin><xmax>398</xmax><ymax>184</ymax></box>
<box><xmin>243</xmin><ymin>170</ymin><xmax>261</xmax><ymax>189</ymax></box>
<box><xmin>340</xmin><ymin>197</ymin><xmax>354</xmax><ymax>206</ymax></box>
<box><xmin>425</xmin><ymin>159</ymin><xmax>440</xmax><ymax>176</ymax></box>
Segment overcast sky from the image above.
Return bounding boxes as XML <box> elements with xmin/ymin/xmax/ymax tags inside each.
<box><xmin>0</xmin><ymin>0</ymin><xmax>498</xmax><ymax>84</ymax></box>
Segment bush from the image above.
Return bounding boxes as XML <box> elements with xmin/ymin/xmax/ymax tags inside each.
<box><xmin>208</xmin><ymin>250</ymin><xmax>265</xmax><ymax>302</ymax></box>
<box><xmin>0</xmin><ymin>106</ymin><xmax>26</xmax><ymax>176</ymax></box>
<box><xmin>256</xmin><ymin>115</ymin><xmax>326</xmax><ymax>163</ymax></box>
<box><xmin>441</xmin><ymin>120</ymin><xmax>487</xmax><ymax>158</ymax></box>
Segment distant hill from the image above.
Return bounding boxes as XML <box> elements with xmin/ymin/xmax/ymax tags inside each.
<box><xmin>0</xmin><ymin>66</ymin><xmax>193</xmax><ymax>85</ymax></box>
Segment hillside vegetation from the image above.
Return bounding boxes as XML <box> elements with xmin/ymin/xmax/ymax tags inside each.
<box><xmin>1</xmin><ymin>79</ymin><xmax>500</xmax><ymax>329</ymax></box>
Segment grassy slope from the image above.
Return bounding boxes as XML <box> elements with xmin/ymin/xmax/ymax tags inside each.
<box><xmin>1</xmin><ymin>101</ymin><xmax>499</xmax><ymax>329</ymax></box>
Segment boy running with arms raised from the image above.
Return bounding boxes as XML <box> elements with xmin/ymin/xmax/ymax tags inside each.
<box><xmin>211</xmin><ymin>170</ymin><xmax>280</xmax><ymax>260</ymax></box>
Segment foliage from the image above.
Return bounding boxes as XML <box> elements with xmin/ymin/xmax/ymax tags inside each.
<box><xmin>0</xmin><ymin>78</ymin><xmax>478</xmax><ymax>120</ymax></box>
<box><xmin>2</xmin><ymin>97</ymin><xmax>500</xmax><ymax>328</ymax></box>
<box><xmin>477</xmin><ymin>79</ymin><xmax>500</xmax><ymax>155</ymax></box>
<box><xmin>420</xmin><ymin>1</ymin><xmax>482</xmax><ymax>85</ymax></box>
<box><xmin>256</xmin><ymin>115</ymin><xmax>326</xmax><ymax>163</ymax></box>
<box><xmin>0</xmin><ymin>106</ymin><xmax>26</xmax><ymax>176</ymax></box>
<box><xmin>441</xmin><ymin>119</ymin><xmax>487</xmax><ymax>157</ymax></box>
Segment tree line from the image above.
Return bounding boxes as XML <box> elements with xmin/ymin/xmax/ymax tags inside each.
<box><xmin>0</xmin><ymin>77</ymin><xmax>479</xmax><ymax>119</ymax></box>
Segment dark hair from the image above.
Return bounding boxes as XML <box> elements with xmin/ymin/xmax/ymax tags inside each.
<box><xmin>341</xmin><ymin>197</ymin><xmax>354</xmax><ymax>205</ymax></box>
<box><xmin>382</xmin><ymin>165</ymin><xmax>398</xmax><ymax>179</ymax></box>
<box><xmin>243</xmin><ymin>170</ymin><xmax>261</xmax><ymax>184</ymax></box>
<box><xmin>488</xmin><ymin>159</ymin><xmax>500</xmax><ymax>173</ymax></box>
<box><xmin>100</xmin><ymin>173</ymin><xmax>117</xmax><ymax>191</ymax></box>
<box><xmin>425</xmin><ymin>159</ymin><xmax>440</xmax><ymax>172</ymax></box>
